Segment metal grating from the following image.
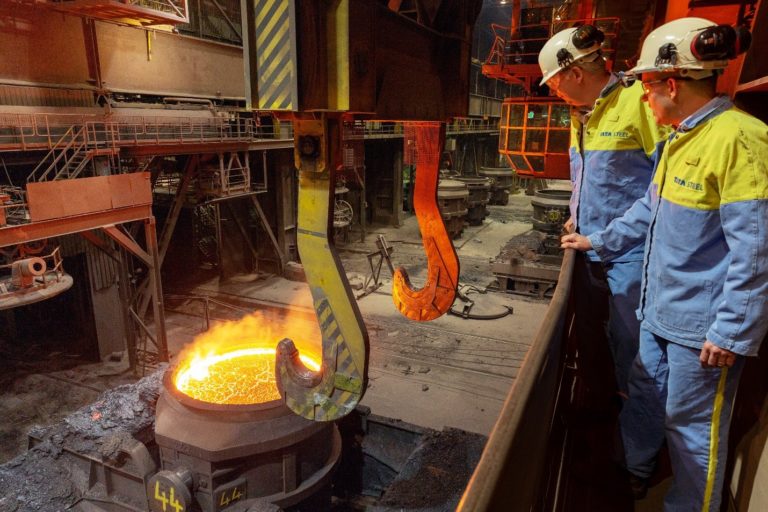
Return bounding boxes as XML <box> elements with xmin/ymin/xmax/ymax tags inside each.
<box><xmin>178</xmin><ymin>0</ymin><xmax>242</xmax><ymax>44</ymax></box>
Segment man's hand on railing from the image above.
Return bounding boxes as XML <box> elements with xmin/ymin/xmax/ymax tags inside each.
<box><xmin>560</xmin><ymin>233</ymin><xmax>592</xmax><ymax>251</ymax></box>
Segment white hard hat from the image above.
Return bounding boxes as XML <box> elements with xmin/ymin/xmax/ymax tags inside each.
<box><xmin>628</xmin><ymin>17</ymin><xmax>730</xmax><ymax>78</ymax></box>
<box><xmin>538</xmin><ymin>25</ymin><xmax>604</xmax><ymax>85</ymax></box>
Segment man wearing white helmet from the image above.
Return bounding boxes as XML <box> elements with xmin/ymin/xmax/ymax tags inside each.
<box><xmin>538</xmin><ymin>26</ymin><xmax>668</xmax><ymax>403</ymax></box>
<box><xmin>561</xmin><ymin>17</ymin><xmax>767</xmax><ymax>509</ymax></box>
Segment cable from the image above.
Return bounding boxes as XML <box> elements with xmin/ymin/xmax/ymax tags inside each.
<box><xmin>450</xmin><ymin>283</ymin><xmax>513</xmax><ymax>320</ymax></box>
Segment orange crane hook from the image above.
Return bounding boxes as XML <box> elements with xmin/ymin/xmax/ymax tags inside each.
<box><xmin>391</xmin><ymin>122</ymin><xmax>460</xmax><ymax>321</ymax></box>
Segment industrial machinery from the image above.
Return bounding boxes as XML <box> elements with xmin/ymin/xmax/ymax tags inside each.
<box><xmin>454</xmin><ymin>175</ymin><xmax>491</xmax><ymax>225</ymax></box>
<box><xmin>0</xmin><ymin>244</ymin><xmax>74</xmax><ymax>309</ymax></box>
<box><xmin>152</xmin><ymin>352</ymin><xmax>340</xmax><ymax>511</ymax></box>
<box><xmin>478</xmin><ymin>165</ymin><xmax>518</xmax><ymax>205</ymax></box>
<box><xmin>492</xmin><ymin>187</ymin><xmax>570</xmax><ymax>298</ymax></box>
<box><xmin>437</xmin><ymin>177</ymin><xmax>470</xmax><ymax>239</ymax></box>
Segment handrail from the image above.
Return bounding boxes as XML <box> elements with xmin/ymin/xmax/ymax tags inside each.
<box><xmin>27</xmin><ymin>124</ymin><xmax>88</xmax><ymax>182</ymax></box>
<box><xmin>362</xmin><ymin>119</ymin><xmax>499</xmax><ymax>138</ymax></box>
<box><xmin>2</xmin><ymin>114</ymin><xmax>497</xmax><ymax>155</ymax></box>
<box><xmin>484</xmin><ymin>17</ymin><xmax>621</xmax><ymax>70</ymax></box>
<box><xmin>0</xmin><ymin>116</ymin><xmax>291</xmax><ymax>156</ymax></box>
<box><xmin>457</xmin><ymin>249</ymin><xmax>575</xmax><ymax>511</ymax></box>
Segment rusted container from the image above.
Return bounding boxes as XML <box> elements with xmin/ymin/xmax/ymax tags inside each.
<box><xmin>454</xmin><ymin>176</ymin><xmax>491</xmax><ymax>225</ymax></box>
<box><xmin>437</xmin><ymin>178</ymin><xmax>469</xmax><ymax>239</ymax></box>
<box><xmin>531</xmin><ymin>188</ymin><xmax>571</xmax><ymax>234</ymax></box>
<box><xmin>478</xmin><ymin>166</ymin><xmax>517</xmax><ymax>205</ymax></box>
<box><xmin>151</xmin><ymin>367</ymin><xmax>341</xmax><ymax>511</ymax></box>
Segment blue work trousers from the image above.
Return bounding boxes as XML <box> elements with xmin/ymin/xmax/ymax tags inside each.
<box><xmin>605</xmin><ymin>260</ymin><xmax>642</xmax><ymax>395</ymax></box>
<box><xmin>620</xmin><ymin>328</ymin><xmax>744</xmax><ymax>511</ymax></box>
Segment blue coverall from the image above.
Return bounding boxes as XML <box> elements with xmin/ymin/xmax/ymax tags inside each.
<box><xmin>569</xmin><ymin>76</ymin><xmax>668</xmax><ymax>394</ymax></box>
<box><xmin>588</xmin><ymin>96</ymin><xmax>768</xmax><ymax>511</ymax></box>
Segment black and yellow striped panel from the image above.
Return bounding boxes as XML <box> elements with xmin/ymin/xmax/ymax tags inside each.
<box><xmin>254</xmin><ymin>0</ymin><xmax>298</xmax><ymax>111</ymax></box>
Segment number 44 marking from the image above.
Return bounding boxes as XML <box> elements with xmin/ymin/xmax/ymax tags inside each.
<box><xmin>154</xmin><ymin>481</ymin><xmax>184</xmax><ymax>512</ymax></box>
<box><xmin>219</xmin><ymin>486</ymin><xmax>244</xmax><ymax>507</ymax></box>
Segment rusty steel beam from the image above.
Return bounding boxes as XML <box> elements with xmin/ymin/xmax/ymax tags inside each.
<box><xmin>103</xmin><ymin>225</ymin><xmax>151</xmax><ymax>267</ymax></box>
<box><xmin>119</xmin><ymin>140</ymin><xmax>292</xmax><ymax>157</ymax></box>
<box><xmin>158</xmin><ymin>156</ymin><xmax>197</xmax><ymax>265</ymax></box>
<box><xmin>82</xmin><ymin>18</ymin><xmax>103</xmax><ymax>90</ymax></box>
<box><xmin>144</xmin><ymin>217</ymin><xmax>169</xmax><ymax>362</ymax></box>
<box><xmin>251</xmin><ymin>195</ymin><xmax>286</xmax><ymax>272</ymax></box>
<box><xmin>0</xmin><ymin>205</ymin><xmax>152</xmax><ymax>248</ymax></box>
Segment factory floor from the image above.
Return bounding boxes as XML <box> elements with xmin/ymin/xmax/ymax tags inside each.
<box><xmin>0</xmin><ymin>190</ymin><xmax>549</xmax><ymax>466</ymax></box>
<box><xmin>164</xmin><ymin>190</ymin><xmax>549</xmax><ymax>436</ymax></box>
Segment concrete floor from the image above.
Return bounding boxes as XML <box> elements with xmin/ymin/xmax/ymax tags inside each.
<box><xmin>0</xmin><ymin>190</ymin><xmax>549</xmax><ymax>464</ymax></box>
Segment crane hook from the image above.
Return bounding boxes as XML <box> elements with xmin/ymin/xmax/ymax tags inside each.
<box><xmin>276</xmin><ymin>117</ymin><xmax>369</xmax><ymax>421</ymax></box>
<box><xmin>392</xmin><ymin>122</ymin><xmax>460</xmax><ymax>321</ymax></box>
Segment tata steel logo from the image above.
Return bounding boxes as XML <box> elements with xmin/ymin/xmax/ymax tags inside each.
<box><xmin>673</xmin><ymin>176</ymin><xmax>703</xmax><ymax>191</ymax></box>
<box><xmin>599</xmin><ymin>130</ymin><xmax>630</xmax><ymax>138</ymax></box>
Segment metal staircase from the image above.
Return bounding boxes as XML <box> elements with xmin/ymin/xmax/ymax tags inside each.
<box><xmin>26</xmin><ymin>123</ymin><xmax>119</xmax><ymax>183</ymax></box>
<box><xmin>27</xmin><ymin>124</ymin><xmax>90</xmax><ymax>182</ymax></box>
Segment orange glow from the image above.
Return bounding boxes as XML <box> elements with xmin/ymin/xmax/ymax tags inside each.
<box><xmin>172</xmin><ymin>310</ymin><xmax>322</xmax><ymax>405</ymax></box>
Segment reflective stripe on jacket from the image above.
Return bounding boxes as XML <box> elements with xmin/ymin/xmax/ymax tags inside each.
<box><xmin>570</xmin><ymin>79</ymin><xmax>668</xmax><ymax>262</ymax></box>
<box><xmin>590</xmin><ymin>97</ymin><xmax>768</xmax><ymax>356</ymax></box>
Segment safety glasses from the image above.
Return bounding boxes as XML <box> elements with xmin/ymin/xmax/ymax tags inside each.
<box><xmin>640</xmin><ymin>76</ymin><xmax>694</xmax><ymax>95</ymax></box>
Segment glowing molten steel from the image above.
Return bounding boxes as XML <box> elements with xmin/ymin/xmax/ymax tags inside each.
<box><xmin>174</xmin><ymin>348</ymin><xmax>320</xmax><ymax>405</ymax></box>
<box><xmin>171</xmin><ymin>310</ymin><xmax>322</xmax><ymax>405</ymax></box>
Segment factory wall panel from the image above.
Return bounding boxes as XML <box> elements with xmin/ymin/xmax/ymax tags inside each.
<box><xmin>96</xmin><ymin>24</ymin><xmax>245</xmax><ymax>100</ymax></box>
<box><xmin>92</xmin><ymin>284</ymin><xmax>127</xmax><ymax>359</ymax></box>
<box><xmin>0</xmin><ymin>6</ymin><xmax>90</xmax><ymax>87</ymax></box>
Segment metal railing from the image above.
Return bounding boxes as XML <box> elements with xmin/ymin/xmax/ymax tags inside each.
<box><xmin>362</xmin><ymin>119</ymin><xmax>500</xmax><ymax>138</ymax></box>
<box><xmin>484</xmin><ymin>17</ymin><xmax>620</xmax><ymax>68</ymax></box>
<box><xmin>0</xmin><ymin>113</ymin><xmax>293</xmax><ymax>154</ymax></box>
<box><xmin>1</xmin><ymin>114</ymin><xmax>500</xmax><ymax>155</ymax></box>
<box><xmin>447</xmin><ymin>118</ymin><xmax>500</xmax><ymax>134</ymax></box>
<box><xmin>458</xmin><ymin>249</ymin><xmax>575</xmax><ymax>511</ymax></box>
<box><xmin>27</xmin><ymin>124</ymin><xmax>93</xmax><ymax>182</ymax></box>
<box><xmin>0</xmin><ymin>246</ymin><xmax>66</xmax><ymax>289</ymax></box>
<box><xmin>197</xmin><ymin>152</ymin><xmax>251</xmax><ymax>197</ymax></box>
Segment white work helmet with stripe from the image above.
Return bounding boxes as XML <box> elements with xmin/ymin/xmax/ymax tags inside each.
<box><xmin>627</xmin><ymin>17</ymin><xmax>751</xmax><ymax>79</ymax></box>
<box><xmin>538</xmin><ymin>25</ymin><xmax>605</xmax><ymax>85</ymax></box>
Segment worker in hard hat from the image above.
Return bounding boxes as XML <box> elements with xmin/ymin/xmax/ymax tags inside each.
<box><xmin>538</xmin><ymin>26</ymin><xmax>668</xmax><ymax>404</ymax></box>
<box><xmin>561</xmin><ymin>17</ymin><xmax>766</xmax><ymax>509</ymax></box>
